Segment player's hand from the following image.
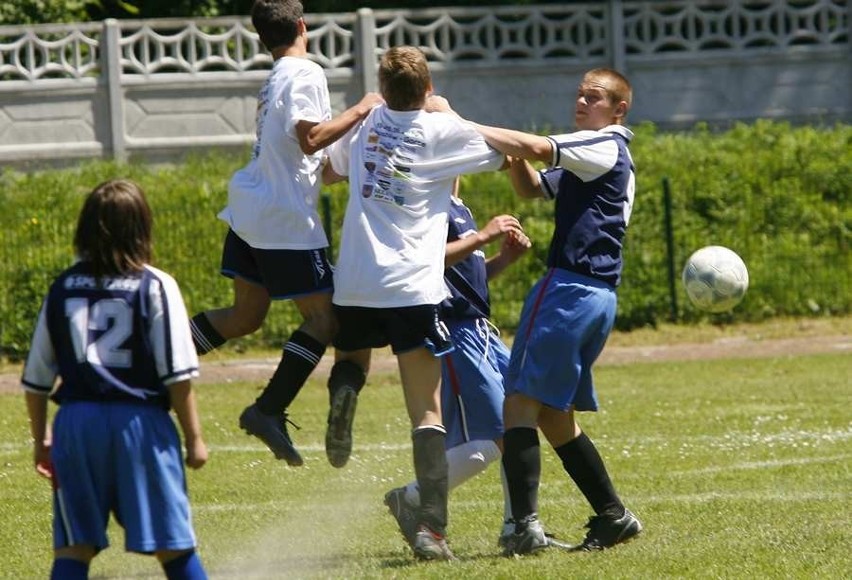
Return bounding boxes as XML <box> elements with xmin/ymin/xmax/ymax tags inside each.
<box><xmin>33</xmin><ymin>440</ymin><xmax>53</xmax><ymax>480</ymax></box>
<box><xmin>501</xmin><ymin>228</ymin><xmax>532</xmax><ymax>262</ymax></box>
<box><xmin>185</xmin><ymin>437</ymin><xmax>208</xmax><ymax>470</ymax></box>
<box><xmin>425</xmin><ymin>95</ymin><xmax>453</xmax><ymax>114</ymax></box>
<box><xmin>480</xmin><ymin>214</ymin><xmax>524</xmax><ymax>244</ymax></box>
<box><xmin>357</xmin><ymin>92</ymin><xmax>384</xmax><ymax>115</ymax></box>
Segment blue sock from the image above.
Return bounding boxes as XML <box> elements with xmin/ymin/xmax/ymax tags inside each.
<box><xmin>51</xmin><ymin>558</ymin><xmax>89</xmax><ymax>579</ymax></box>
<box><xmin>162</xmin><ymin>550</ymin><xmax>207</xmax><ymax>580</ymax></box>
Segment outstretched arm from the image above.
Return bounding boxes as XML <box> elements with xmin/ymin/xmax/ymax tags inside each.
<box><xmin>473</xmin><ymin>124</ymin><xmax>554</xmax><ymax>164</ymax></box>
<box><xmin>296</xmin><ymin>92</ymin><xmax>384</xmax><ymax>155</ymax></box>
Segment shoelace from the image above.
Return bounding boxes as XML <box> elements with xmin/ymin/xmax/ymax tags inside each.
<box><xmin>282</xmin><ymin>413</ymin><xmax>301</xmax><ymax>431</ymax></box>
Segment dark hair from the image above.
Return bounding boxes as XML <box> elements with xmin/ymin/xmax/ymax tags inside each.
<box><xmin>74</xmin><ymin>179</ymin><xmax>152</xmax><ymax>279</ymax></box>
<box><xmin>251</xmin><ymin>0</ymin><xmax>303</xmax><ymax>52</ymax></box>
<box><xmin>378</xmin><ymin>46</ymin><xmax>432</xmax><ymax>111</ymax></box>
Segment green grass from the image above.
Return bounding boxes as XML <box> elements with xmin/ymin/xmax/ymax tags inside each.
<box><xmin>1</xmin><ymin>351</ymin><xmax>850</xmax><ymax>578</ymax></box>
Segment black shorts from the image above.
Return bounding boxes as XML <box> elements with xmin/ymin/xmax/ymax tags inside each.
<box><xmin>220</xmin><ymin>229</ymin><xmax>333</xmax><ymax>299</ymax></box>
<box><xmin>333</xmin><ymin>304</ymin><xmax>454</xmax><ymax>356</ymax></box>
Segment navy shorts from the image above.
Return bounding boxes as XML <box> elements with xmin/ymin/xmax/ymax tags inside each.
<box><xmin>220</xmin><ymin>229</ymin><xmax>333</xmax><ymax>300</ymax></box>
<box><xmin>333</xmin><ymin>304</ymin><xmax>454</xmax><ymax>356</ymax></box>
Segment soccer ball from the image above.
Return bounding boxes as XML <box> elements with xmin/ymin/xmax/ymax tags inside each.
<box><xmin>682</xmin><ymin>245</ymin><xmax>749</xmax><ymax>313</ymax></box>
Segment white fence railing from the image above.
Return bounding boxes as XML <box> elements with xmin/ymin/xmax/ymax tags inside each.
<box><xmin>0</xmin><ymin>0</ymin><xmax>848</xmax><ymax>165</ymax></box>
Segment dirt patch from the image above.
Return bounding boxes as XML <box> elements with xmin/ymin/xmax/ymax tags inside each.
<box><xmin>5</xmin><ymin>332</ymin><xmax>846</xmax><ymax>394</ymax></box>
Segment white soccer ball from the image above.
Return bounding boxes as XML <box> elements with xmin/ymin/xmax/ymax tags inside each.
<box><xmin>682</xmin><ymin>245</ymin><xmax>749</xmax><ymax>313</ymax></box>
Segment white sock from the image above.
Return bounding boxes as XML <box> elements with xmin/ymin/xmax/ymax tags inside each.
<box><xmin>403</xmin><ymin>439</ymin><xmax>500</xmax><ymax>506</ymax></box>
<box><xmin>500</xmin><ymin>463</ymin><xmax>512</xmax><ymax>522</ymax></box>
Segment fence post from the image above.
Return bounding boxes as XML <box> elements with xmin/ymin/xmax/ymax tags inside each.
<box><xmin>355</xmin><ymin>8</ymin><xmax>378</xmax><ymax>93</ymax></box>
<box><xmin>101</xmin><ymin>19</ymin><xmax>126</xmax><ymax>162</ymax></box>
<box><xmin>608</xmin><ymin>0</ymin><xmax>626</xmax><ymax>73</ymax></box>
<box><xmin>662</xmin><ymin>177</ymin><xmax>678</xmax><ymax>321</ymax></box>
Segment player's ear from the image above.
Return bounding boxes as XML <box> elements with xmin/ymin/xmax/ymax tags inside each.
<box><xmin>614</xmin><ymin>100</ymin><xmax>628</xmax><ymax>122</ymax></box>
<box><xmin>426</xmin><ymin>81</ymin><xmax>434</xmax><ymax>96</ymax></box>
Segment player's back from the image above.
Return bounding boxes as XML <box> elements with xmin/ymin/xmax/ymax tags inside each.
<box><xmin>24</xmin><ymin>261</ymin><xmax>196</xmax><ymax>408</ymax></box>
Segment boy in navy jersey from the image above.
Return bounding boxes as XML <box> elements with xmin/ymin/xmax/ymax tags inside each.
<box><xmin>21</xmin><ymin>180</ymin><xmax>208</xmax><ymax>579</ymax></box>
<box><xmin>383</xmin><ymin>179</ymin><xmax>531</xmax><ymax>548</ymax></box>
<box><xmin>431</xmin><ymin>68</ymin><xmax>642</xmax><ymax>554</ymax></box>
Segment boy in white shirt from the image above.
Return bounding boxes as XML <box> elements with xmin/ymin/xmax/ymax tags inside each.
<box><xmin>187</xmin><ymin>0</ymin><xmax>380</xmax><ymax>466</ymax></box>
<box><xmin>324</xmin><ymin>46</ymin><xmax>505</xmax><ymax>560</ymax></box>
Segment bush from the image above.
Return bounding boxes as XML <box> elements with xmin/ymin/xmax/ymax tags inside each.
<box><xmin>1</xmin><ymin>121</ymin><xmax>848</xmax><ymax>357</ymax></box>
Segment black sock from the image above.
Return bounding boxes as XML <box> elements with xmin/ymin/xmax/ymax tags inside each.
<box><xmin>189</xmin><ymin>312</ymin><xmax>226</xmax><ymax>355</ymax></box>
<box><xmin>554</xmin><ymin>431</ymin><xmax>623</xmax><ymax>516</ymax></box>
<box><xmin>412</xmin><ymin>425</ymin><xmax>448</xmax><ymax>536</ymax></box>
<box><xmin>502</xmin><ymin>427</ymin><xmax>540</xmax><ymax>525</ymax></box>
<box><xmin>255</xmin><ymin>330</ymin><xmax>326</xmax><ymax>415</ymax></box>
<box><xmin>327</xmin><ymin>360</ymin><xmax>367</xmax><ymax>396</ymax></box>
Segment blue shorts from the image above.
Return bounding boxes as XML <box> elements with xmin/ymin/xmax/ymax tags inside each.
<box><xmin>51</xmin><ymin>401</ymin><xmax>198</xmax><ymax>554</ymax></box>
<box><xmin>220</xmin><ymin>228</ymin><xmax>333</xmax><ymax>299</ymax></box>
<box><xmin>333</xmin><ymin>304</ymin><xmax>454</xmax><ymax>356</ymax></box>
<box><xmin>441</xmin><ymin>318</ymin><xmax>508</xmax><ymax>448</ymax></box>
<box><xmin>505</xmin><ymin>268</ymin><xmax>616</xmax><ymax>412</ymax></box>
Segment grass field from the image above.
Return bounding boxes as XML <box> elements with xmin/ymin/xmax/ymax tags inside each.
<box><xmin>1</xmin><ymin>343</ymin><xmax>850</xmax><ymax>578</ymax></box>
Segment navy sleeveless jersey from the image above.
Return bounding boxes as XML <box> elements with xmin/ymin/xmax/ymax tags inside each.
<box><xmin>21</xmin><ymin>261</ymin><xmax>199</xmax><ymax>408</ymax></box>
<box><xmin>440</xmin><ymin>197</ymin><xmax>491</xmax><ymax>320</ymax></box>
<box><xmin>540</xmin><ymin>126</ymin><xmax>635</xmax><ymax>287</ymax></box>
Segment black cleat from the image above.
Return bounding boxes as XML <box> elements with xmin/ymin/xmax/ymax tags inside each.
<box><xmin>325</xmin><ymin>384</ymin><xmax>358</xmax><ymax>468</ymax></box>
<box><xmin>384</xmin><ymin>487</ymin><xmax>418</xmax><ymax>545</ymax></box>
<box><xmin>412</xmin><ymin>525</ymin><xmax>456</xmax><ymax>561</ymax></box>
<box><xmin>239</xmin><ymin>403</ymin><xmax>303</xmax><ymax>466</ymax></box>
<box><xmin>572</xmin><ymin>508</ymin><xmax>642</xmax><ymax>551</ymax></box>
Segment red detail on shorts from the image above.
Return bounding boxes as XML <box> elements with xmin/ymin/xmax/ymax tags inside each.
<box><xmin>523</xmin><ymin>268</ymin><xmax>556</xmax><ymax>344</ymax></box>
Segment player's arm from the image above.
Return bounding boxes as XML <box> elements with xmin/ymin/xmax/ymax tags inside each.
<box><xmin>485</xmin><ymin>228</ymin><xmax>531</xmax><ymax>280</ymax></box>
<box><xmin>169</xmin><ymin>380</ymin><xmax>208</xmax><ymax>470</ymax></box>
<box><xmin>296</xmin><ymin>92</ymin><xmax>383</xmax><ymax>155</ymax></box>
<box><xmin>445</xmin><ymin>215</ymin><xmax>527</xmax><ymax>268</ymax></box>
<box><xmin>322</xmin><ymin>158</ymin><xmax>347</xmax><ymax>185</ymax></box>
<box><xmin>24</xmin><ymin>391</ymin><xmax>52</xmax><ymax>479</ymax></box>
<box><xmin>473</xmin><ymin>123</ymin><xmax>554</xmax><ymax>164</ymax></box>
<box><xmin>507</xmin><ymin>156</ymin><xmax>546</xmax><ymax>199</ymax></box>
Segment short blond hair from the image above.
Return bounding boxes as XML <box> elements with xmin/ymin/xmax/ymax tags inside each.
<box><xmin>378</xmin><ymin>46</ymin><xmax>432</xmax><ymax>111</ymax></box>
<box><xmin>584</xmin><ymin>68</ymin><xmax>632</xmax><ymax>112</ymax></box>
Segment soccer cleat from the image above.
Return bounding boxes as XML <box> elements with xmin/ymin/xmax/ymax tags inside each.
<box><xmin>572</xmin><ymin>508</ymin><xmax>642</xmax><ymax>551</ymax></box>
<box><xmin>325</xmin><ymin>384</ymin><xmax>358</xmax><ymax>468</ymax></box>
<box><xmin>412</xmin><ymin>525</ymin><xmax>456</xmax><ymax>561</ymax></box>
<box><xmin>498</xmin><ymin>519</ymin><xmax>515</xmax><ymax>548</ymax></box>
<box><xmin>502</xmin><ymin>516</ymin><xmax>550</xmax><ymax>556</ymax></box>
<box><xmin>384</xmin><ymin>487</ymin><xmax>418</xmax><ymax>545</ymax></box>
<box><xmin>239</xmin><ymin>403</ymin><xmax>303</xmax><ymax>466</ymax></box>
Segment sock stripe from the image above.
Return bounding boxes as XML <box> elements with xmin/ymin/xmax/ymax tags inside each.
<box><xmin>283</xmin><ymin>341</ymin><xmax>322</xmax><ymax>365</ymax></box>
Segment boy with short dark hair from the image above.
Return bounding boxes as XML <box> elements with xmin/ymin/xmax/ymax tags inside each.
<box><xmin>324</xmin><ymin>46</ymin><xmax>506</xmax><ymax>560</ymax></box>
<box><xmin>188</xmin><ymin>0</ymin><xmax>381</xmax><ymax>466</ymax></box>
<box><xmin>22</xmin><ymin>179</ymin><xmax>208</xmax><ymax>579</ymax></box>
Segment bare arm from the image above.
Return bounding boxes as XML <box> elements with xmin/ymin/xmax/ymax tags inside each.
<box><xmin>24</xmin><ymin>391</ymin><xmax>52</xmax><ymax>479</ymax></box>
<box><xmin>473</xmin><ymin>123</ymin><xmax>554</xmax><ymax>164</ymax></box>
<box><xmin>321</xmin><ymin>159</ymin><xmax>347</xmax><ymax>185</ymax></box>
<box><xmin>445</xmin><ymin>214</ymin><xmax>526</xmax><ymax>269</ymax></box>
<box><xmin>485</xmin><ymin>228</ymin><xmax>531</xmax><ymax>280</ymax></box>
<box><xmin>508</xmin><ymin>156</ymin><xmax>546</xmax><ymax>199</ymax></box>
<box><xmin>169</xmin><ymin>380</ymin><xmax>208</xmax><ymax>470</ymax></box>
<box><xmin>296</xmin><ymin>92</ymin><xmax>384</xmax><ymax>155</ymax></box>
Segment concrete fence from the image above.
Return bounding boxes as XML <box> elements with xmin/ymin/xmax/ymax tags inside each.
<box><xmin>0</xmin><ymin>0</ymin><xmax>848</xmax><ymax>166</ymax></box>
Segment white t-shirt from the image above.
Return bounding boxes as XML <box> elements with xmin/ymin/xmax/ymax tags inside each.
<box><xmin>327</xmin><ymin>106</ymin><xmax>504</xmax><ymax>308</ymax></box>
<box><xmin>218</xmin><ymin>57</ymin><xmax>331</xmax><ymax>249</ymax></box>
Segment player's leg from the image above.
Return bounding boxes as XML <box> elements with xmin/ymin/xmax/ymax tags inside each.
<box><xmin>386</xmin><ymin>319</ymin><xmax>505</xmax><ymax>540</ymax></box>
<box><xmin>51</xmin><ymin>546</ymin><xmax>96</xmax><ymax>579</ymax></box>
<box><xmin>190</xmin><ymin>229</ymin><xmax>270</xmax><ymax>354</ymax></box>
<box><xmin>239</xmin><ymin>248</ymin><xmax>335</xmax><ymax>465</ymax></box>
<box><xmin>539</xmin><ymin>276</ymin><xmax>641</xmax><ymax>550</ymax></box>
<box><xmin>113</xmin><ymin>404</ymin><xmax>206</xmax><ymax>568</ymax></box>
<box><xmin>49</xmin><ymin>402</ymin><xmax>113</xmax><ymax>578</ymax></box>
<box><xmin>325</xmin><ymin>347</ymin><xmax>371</xmax><ymax>468</ymax></box>
<box><xmin>397</xmin><ymin>346</ymin><xmax>454</xmax><ymax>560</ymax></box>
<box><xmin>155</xmin><ymin>549</ymin><xmax>207</xmax><ymax>579</ymax></box>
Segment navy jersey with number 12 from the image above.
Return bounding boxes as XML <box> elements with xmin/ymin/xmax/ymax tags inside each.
<box><xmin>21</xmin><ymin>261</ymin><xmax>199</xmax><ymax>409</ymax></box>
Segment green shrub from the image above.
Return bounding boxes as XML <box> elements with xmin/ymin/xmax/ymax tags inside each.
<box><xmin>1</xmin><ymin>121</ymin><xmax>848</xmax><ymax>356</ymax></box>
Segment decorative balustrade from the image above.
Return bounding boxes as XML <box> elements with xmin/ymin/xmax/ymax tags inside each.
<box><xmin>0</xmin><ymin>1</ymin><xmax>845</xmax><ymax>81</ymax></box>
<box><xmin>0</xmin><ymin>1</ymin><xmax>847</xmax><ymax>165</ymax></box>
